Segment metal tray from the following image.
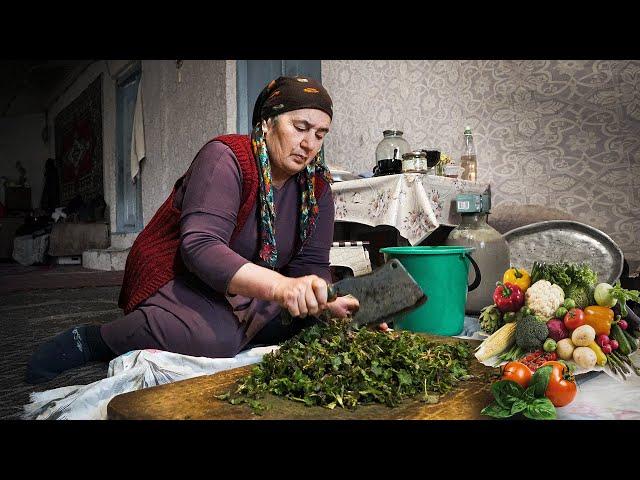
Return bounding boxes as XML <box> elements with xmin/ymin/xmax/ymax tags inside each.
<box><xmin>329</xmin><ymin>168</ymin><xmax>361</xmax><ymax>182</ymax></box>
<box><xmin>503</xmin><ymin>220</ymin><xmax>624</xmax><ymax>284</ymax></box>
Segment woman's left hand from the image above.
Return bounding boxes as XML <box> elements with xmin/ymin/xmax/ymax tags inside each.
<box><xmin>326</xmin><ymin>295</ymin><xmax>389</xmax><ymax>332</ymax></box>
<box><xmin>326</xmin><ymin>295</ymin><xmax>359</xmax><ymax>319</ymax></box>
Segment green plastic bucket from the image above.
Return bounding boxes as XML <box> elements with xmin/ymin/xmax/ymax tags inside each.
<box><xmin>380</xmin><ymin>246</ymin><xmax>481</xmax><ymax>336</ymax></box>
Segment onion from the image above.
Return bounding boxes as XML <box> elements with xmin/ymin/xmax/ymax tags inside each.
<box><xmin>594</xmin><ymin>283</ymin><xmax>617</xmax><ymax>308</ymax></box>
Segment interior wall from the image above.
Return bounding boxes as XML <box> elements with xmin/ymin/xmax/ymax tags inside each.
<box><xmin>140</xmin><ymin>60</ymin><xmax>229</xmax><ymax>223</ymax></box>
<box><xmin>225</xmin><ymin>60</ymin><xmax>237</xmax><ymax>133</ymax></box>
<box><xmin>40</xmin><ymin>60</ymin><xmax>231</xmax><ymax>242</ymax></box>
<box><xmin>321</xmin><ymin>60</ymin><xmax>640</xmax><ymax>262</ymax></box>
<box><xmin>0</xmin><ymin>113</ymin><xmax>48</xmax><ymax>208</ymax></box>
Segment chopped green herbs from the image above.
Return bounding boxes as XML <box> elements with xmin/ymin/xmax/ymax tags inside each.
<box><xmin>218</xmin><ymin>320</ymin><xmax>473</xmax><ymax>413</ymax></box>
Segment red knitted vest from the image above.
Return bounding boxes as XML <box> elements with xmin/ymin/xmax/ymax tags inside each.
<box><xmin>118</xmin><ymin>134</ymin><xmax>329</xmax><ymax>314</ymax></box>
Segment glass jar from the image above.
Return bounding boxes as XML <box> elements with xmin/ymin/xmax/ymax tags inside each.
<box><xmin>402</xmin><ymin>150</ymin><xmax>429</xmax><ymax>173</ymax></box>
<box><xmin>374</xmin><ymin>130</ymin><xmax>410</xmax><ymax>175</ymax></box>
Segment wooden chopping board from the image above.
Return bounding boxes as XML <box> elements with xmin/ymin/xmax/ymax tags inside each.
<box><xmin>107</xmin><ymin>335</ymin><xmax>498</xmax><ymax>420</ymax></box>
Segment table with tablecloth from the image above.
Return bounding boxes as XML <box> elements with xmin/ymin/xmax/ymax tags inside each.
<box><xmin>331</xmin><ymin>173</ymin><xmax>488</xmax><ymax>245</ymax></box>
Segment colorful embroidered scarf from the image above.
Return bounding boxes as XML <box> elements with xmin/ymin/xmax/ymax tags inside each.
<box><xmin>250</xmin><ymin>124</ymin><xmax>332</xmax><ymax>268</ymax></box>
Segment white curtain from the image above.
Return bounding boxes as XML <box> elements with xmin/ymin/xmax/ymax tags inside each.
<box><xmin>130</xmin><ymin>79</ymin><xmax>146</xmax><ymax>181</ymax></box>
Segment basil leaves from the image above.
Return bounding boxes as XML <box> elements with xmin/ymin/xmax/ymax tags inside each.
<box><xmin>481</xmin><ymin>365</ymin><xmax>557</xmax><ymax>420</ymax></box>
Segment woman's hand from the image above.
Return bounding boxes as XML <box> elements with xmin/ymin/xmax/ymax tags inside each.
<box><xmin>327</xmin><ymin>296</ymin><xmax>388</xmax><ymax>332</ymax></box>
<box><xmin>272</xmin><ymin>275</ymin><xmax>328</xmax><ymax>318</ymax></box>
<box><xmin>271</xmin><ymin>275</ymin><xmax>388</xmax><ymax>333</ymax></box>
<box><xmin>326</xmin><ymin>295</ymin><xmax>360</xmax><ymax>319</ymax></box>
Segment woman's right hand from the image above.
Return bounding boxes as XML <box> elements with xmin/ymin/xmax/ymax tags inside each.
<box><xmin>272</xmin><ymin>275</ymin><xmax>328</xmax><ymax>318</ymax></box>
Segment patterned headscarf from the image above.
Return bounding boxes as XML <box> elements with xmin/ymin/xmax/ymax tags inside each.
<box><xmin>250</xmin><ymin>76</ymin><xmax>334</xmax><ymax>268</ymax></box>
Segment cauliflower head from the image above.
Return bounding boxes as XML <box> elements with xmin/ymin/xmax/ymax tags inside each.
<box><xmin>525</xmin><ymin>280</ymin><xmax>565</xmax><ymax>319</ymax></box>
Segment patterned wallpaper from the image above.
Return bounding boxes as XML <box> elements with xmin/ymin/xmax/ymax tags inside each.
<box><xmin>322</xmin><ymin>60</ymin><xmax>640</xmax><ymax>262</ymax></box>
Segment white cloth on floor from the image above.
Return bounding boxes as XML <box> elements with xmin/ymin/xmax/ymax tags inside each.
<box><xmin>22</xmin><ymin>346</ymin><xmax>277</xmax><ymax>420</ymax></box>
<box><xmin>556</xmin><ymin>369</ymin><xmax>640</xmax><ymax>420</ymax></box>
<box><xmin>455</xmin><ymin>315</ymin><xmax>487</xmax><ymax>340</ymax></box>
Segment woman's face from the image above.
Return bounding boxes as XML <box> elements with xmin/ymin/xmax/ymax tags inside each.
<box><xmin>263</xmin><ymin>109</ymin><xmax>331</xmax><ymax>183</ymax></box>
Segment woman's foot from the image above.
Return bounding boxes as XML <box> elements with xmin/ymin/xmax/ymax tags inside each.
<box><xmin>25</xmin><ymin>324</ymin><xmax>114</xmax><ymax>384</ymax></box>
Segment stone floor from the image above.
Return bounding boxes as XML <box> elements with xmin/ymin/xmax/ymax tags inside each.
<box><xmin>0</xmin><ymin>282</ymin><xmax>123</xmax><ymax>419</ymax></box>
<box><xmin>0</xmin><ymin>262</ymin><xmax>123</xmax><ymax>295</ymax></box>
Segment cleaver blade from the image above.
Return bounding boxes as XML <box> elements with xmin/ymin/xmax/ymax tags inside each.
<box><xmin>328</xmin><ymin>259</ymin><xmax>427</xmax><ymax>328</ymax></box>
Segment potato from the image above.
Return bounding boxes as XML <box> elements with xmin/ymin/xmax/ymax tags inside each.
<box><xmin>556</xmin><ymin>338</ymin><xmax>575</xmax><ymax>361</ymax></box>
<box><xmin>573</xmin><ymin>346</ymin><xmax>597</xmax><ymax>369</ymax></box>
<box><xmin>571</xmin><ymin>324</ymin><xmax>596</xmax><ymax>347</ymax></box>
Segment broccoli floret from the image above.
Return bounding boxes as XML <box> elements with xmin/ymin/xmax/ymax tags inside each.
<box><xmin>563</xmin><ymin>284</ymin><xmax>595</xmax><ymax>309</ymax></box>
<box><xmin>515</xmin><ymin>315</ymin><xmax>549</xmax><ymax>350</ymax></box>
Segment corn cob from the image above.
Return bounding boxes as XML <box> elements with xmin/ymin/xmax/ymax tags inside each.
<box><xmin>475</xmin><ymin>322</ymin><xmax>517</xmax><ymax>362</ymax></box>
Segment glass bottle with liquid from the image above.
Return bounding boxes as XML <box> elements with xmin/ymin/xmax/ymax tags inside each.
<box><xmin>460</xmin><ymin>126</ymin><xmax>477</xmax><ymax>182</ymax></box>
<box><xmin>445</xmin><ymin>192</ymin><xmax>510</xmax><ymax>314</ymax></box>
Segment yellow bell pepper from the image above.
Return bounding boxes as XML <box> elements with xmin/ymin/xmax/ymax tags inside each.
<box><xmin>503</xmin><ymin>267</ymin><xmax>531</xmax><ymax>293</ymax></box>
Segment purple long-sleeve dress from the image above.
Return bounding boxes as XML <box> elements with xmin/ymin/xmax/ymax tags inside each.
<box><xmin>100</xmin><ymin>141</ymin><xmax>334</xmax><ymax>358</ymax></box>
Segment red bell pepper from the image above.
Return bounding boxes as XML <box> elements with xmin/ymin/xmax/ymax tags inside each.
<box><xmin>493</xmin><ymin>281</ymin><xmax>524</xmax><ymax>313</ymax></box>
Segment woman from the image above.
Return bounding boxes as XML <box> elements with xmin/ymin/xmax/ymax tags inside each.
<box><xmin>26</xmin><ymin>76</ymin><xmax>360</xmax><ymax>384</ymax></box>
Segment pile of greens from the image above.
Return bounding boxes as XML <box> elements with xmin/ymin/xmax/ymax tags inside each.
<box><xmin>530</xmin><ymin>261</ymin><xmax>599</xmax><ymax>308</ymax></box>
<box><xmin>218</xmin><ymin>320</ymin><xmax>473</xmax><ymax>413</ymax></box>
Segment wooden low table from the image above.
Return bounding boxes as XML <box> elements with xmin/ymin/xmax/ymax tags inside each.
<box><xmin>107</xmin><ymin>336</ymin><xmax>497</xmax><ymax>420</ymax></box>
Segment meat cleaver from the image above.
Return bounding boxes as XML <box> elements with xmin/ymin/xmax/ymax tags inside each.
<box><xmin>281</xmin><ymin>259</ymin><xmax>427</xmax><ymax>327</ymax></box>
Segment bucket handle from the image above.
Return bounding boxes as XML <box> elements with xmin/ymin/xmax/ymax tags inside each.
<box><xmin>465</xmin><ymin>253</ymin><xmax>481</xmax><ymax>292</ymax></box>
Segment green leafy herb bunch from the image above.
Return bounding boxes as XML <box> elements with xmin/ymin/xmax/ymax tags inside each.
<box><xmin>220</xmin><ymin>319</ymin><xmax>473</xmax><ymax>412</ymax></box>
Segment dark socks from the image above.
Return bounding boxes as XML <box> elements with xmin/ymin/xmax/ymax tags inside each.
<box><xmin>83</xmin><ymin>324</ymin><xmax>115</xmax><ymax>362</ymax></box>
<box><xmin>26</xmin><ymin>324</ymin><xmax>116</xmax><ymax>384</ymax></box>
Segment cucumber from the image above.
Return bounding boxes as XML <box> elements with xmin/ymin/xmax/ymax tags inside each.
<box><xmin>622</xmin><ymin>329</ymin><xmax>638</xmax><ymax>352</ymax></box>
<box><xmin>611</xmin><ymin>324</ymin><xmax>632</xmax><ymax>356</ymax></box>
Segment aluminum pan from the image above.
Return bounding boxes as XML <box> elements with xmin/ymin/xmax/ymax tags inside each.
<box><xmin>503</xmin><ymin>220</ymin><xmax>624</xmax><ymax>284</ymax></box>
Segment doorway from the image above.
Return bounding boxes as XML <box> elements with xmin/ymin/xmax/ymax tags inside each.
<box><xmin>115</xmin><ymin>65</ymin><xmax>143</xmax><ymax>232</ymax></box>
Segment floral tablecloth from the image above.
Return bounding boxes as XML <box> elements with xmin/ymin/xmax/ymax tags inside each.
<box><xmin>332</xmin><ymin>173</ymin><xmax>489</xmax><ymax>245</ymax></box>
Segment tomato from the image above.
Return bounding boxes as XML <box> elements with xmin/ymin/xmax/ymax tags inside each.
<box><xmin>564</xmin><ymin>308</ymin><xmax>585</xmax><ymax>330</ymax></box>
<box><xmin>540</xmin><ymin>361</ymin><xmax>577</xmax><ymax>407</ymax></box>
<box><xmin>518</xmin><ymin>351</ymin><xmax>557</xmax><ymax>371</ymax></box>
<box><xmin>501</xmin><ymin>361</ymin><xmax>533</xmax><ymax>388</ymax></box>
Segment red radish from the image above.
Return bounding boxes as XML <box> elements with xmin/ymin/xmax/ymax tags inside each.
<box><xmin>609</xmin><ymin>339</ymin><xmax>619</xmax><ymax>350</ymax></box>
<box><xmin>618</xmin><ymin>319</ymin><xmax>628</xmax><ymax>330</ymax></box>
<box><xmin>597</xmin><ymin>334</ymin><xmax>610</xmax><ymax>347</ymax></box>
<box><xmin>602</xmin><ymin>344</ymin><xmax>613</xmax><ymax>354</ymax></box>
